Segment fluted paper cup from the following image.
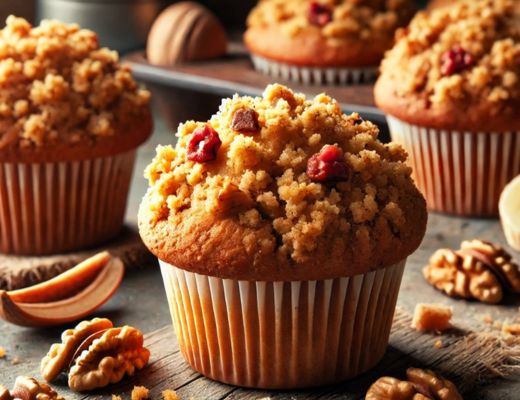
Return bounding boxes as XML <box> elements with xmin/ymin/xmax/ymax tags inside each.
<box><xmin>0</xmin><ymin>150</ymin><xmax>136</xmax><ymax>255</ymax></box>
<box><xmin>386</xmin><ymin>116</ymin><xmax>520</xmax><ymax>217</ymax></box>
<box><xmin>250</xmin><ymin>54</ymin><xmax>377</xmax><ymax>85</ymax></box>
<box><xmin>159</xmin><ymin>259</ymin><xmax>406</xmax><ymax>389</ymax></box>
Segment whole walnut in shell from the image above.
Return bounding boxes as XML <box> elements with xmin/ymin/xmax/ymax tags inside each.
<box><xmin>147</xmin><ymin>2</ymin><xmax>227</xmax><ymax>65</ymax></box>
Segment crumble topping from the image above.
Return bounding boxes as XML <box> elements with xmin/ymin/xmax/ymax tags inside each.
<box><xmin>0</xmin><ymin>16</ymin><xmax>150</xmax><ymax>149</ymax></box>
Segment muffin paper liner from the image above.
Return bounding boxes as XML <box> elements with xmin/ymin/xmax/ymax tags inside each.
<box><xmin>0</xmin><ymin>150</ymin><xmax>136</xmax><ymax>255</ymax></box>
<box><xmin>501</xmin><ymin>219</ymin><xmax>520</xmax><ymax>251</ymax></box>
<box><xmin>251</xmin><ymin>54</ymin><xmax>377</xmax><ymax>85</ymax></box>
<box><xmin>159</xmin><ymin>259</ymin><xmax>406</xmax><ymax>389</ymax></box>
<box><xmin>387</xmin><ymin>116</ymin><xmax>520</xmax><ymax>217</ymax></box>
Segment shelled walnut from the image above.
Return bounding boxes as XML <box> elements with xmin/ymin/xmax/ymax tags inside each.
<box><xmin>0</xmin><ymin>377</ymin><xmax>64</xmax><ymax>400</ymax></box>
<box><xmin>423</xmin><ymin>239</ymin><xmax>520</xmax><ymax>303</ymax></box>
<box><xmin>41</xmin><ymin>318</ymin><xmax>150</xmax><ymax>392</ymax></box>
<box><xmin>366</xmin><ymin>368</ymin><xmax>462</xmax><ymax>400</ymax></box>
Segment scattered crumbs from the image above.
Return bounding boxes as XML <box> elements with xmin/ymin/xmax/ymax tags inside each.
<box><xmin>10</xmin><ymin>356</ymin><xmax>20</xmax><ymax>365</ymax></box>
<box><xmin>162</xmin><ymin>390</ymin><xmax>179</xmax><ymax>400</ymax></box>
<box><xmin>502</xmin><ymin>323</ymin><xmax>520</xmax><ymax>336</ymax></box>
<box><xmin>0</xmin><ymin>347</ymin><xmax>5</xmax><ymax>358</ymax></box>
<box><xmin>131</xmin><ymin>386</ymin><xmax>149</xmax><ymax>400</ymax></box>
<box><xmin>435</xmin><ymin>340</ymin><xmax>444</xmax><ymax>349</ymax></box>
<box><xmin>481</xmin><ymin>314</ymin><xmax>493</xmax><ymax>325</ymax></box>
<box><xmin>112</xmin><ymin>396</ymin><xmax>123</xmax><ymax>400</ymax></box>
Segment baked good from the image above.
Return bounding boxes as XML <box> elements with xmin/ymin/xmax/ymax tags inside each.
<box><xmin>0</xmin><ymin>16</ymin><xmax>152</xmax><ymax>255</ymax></box>
<box><xmin>375</xmin><ymin>0</ymin><xmax>520</xmax><ymax>216</ymax></box>
<box><xmin>147</xmin><ymin>2</ymin><xmax>227</xmax><ymax>66</ymax></box>
<box><xmin>139</xmin><ymin>84</ymin><xmax>427</xmax><ymax>388</ymax></box>
<box><xmin>244</xmin><ymin>0</ymin><xmax>415</xmax><ymax>84</ymax></box>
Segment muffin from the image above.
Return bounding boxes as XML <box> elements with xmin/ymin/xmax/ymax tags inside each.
<box><xmin>244</xmin><ymin>0</ymin><xmax>415</xmax><ymax>85</ymax></box>
<box><xmin>0</xmin><ymin>16</ymin><xmax>152</xmax><ymax>255</ymax></box>
<box><xmin>139</xmin><ymin>84</ymin><xmax>427</xmax><ymax>388</ymax></box>
<box><xmin>375</xmin><ymin>0</ymin><xmax>520</xmax><ymax>216</ymax></box>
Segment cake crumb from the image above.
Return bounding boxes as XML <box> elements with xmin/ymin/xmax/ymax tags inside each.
<box><xmin>131</xmin><ymin>386</ymin><xmax>149</xmax><ymax>400</ymax></box>
<box><xmin>435</xmin><ymin>339</ymin><xmax>444</xmax><ymax>349</ymax></box>
<box><xmin>162</xmin><ymin>390</ymin><xmax>179</xmax><ymax>400</ymax></box>
<box><xmin>11</xmin><ymin>356</ymin><xmax>20</xmax><ymax>365</ymax></box>
<box><xmin>412</xmin><ymin>303</ymin><xmax>452</xmax><ymax>332</ymax></box>
<box><xmin>481</xmin><ymin>314</ymin><xmax>494</xmax><ymax>325</ymax></box>
<box><xmin>112</xmin><ymin>396</ymin><xmax>123</xmax><ymax>400</ymax></box>
<box><xmin>0</xmin><ymin>347</ymin><xmax>5</xmax><ymax>358</ymax></box>
<box><xmin>502</xmin><ymin>323</ymin><xmax>520</xmax><ymax>336</ymax></box>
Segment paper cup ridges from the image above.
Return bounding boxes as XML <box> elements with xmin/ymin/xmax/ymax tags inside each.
<box><xmin>0</xmin><ymin>151</ymin><xmax>136</xmax><ymax>255</ymax></box>
<box><xmin>387</xmin><ymin>116</ymin><xmax>520</xmax><ymax>217</ymax></box>
<box><xmin>160</xmin><ymin>260</ymin><xmax>406</xmax><ymax>389</ymax></box>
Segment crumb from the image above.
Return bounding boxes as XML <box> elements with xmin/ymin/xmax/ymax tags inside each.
<box><xmin>412</xmin><ymin>303</ymin><xmax>452</xmax><ymax>332</ymax></box>
<box><xmin>112</xmin><ymin>396</ymin><xmax>123</xmax><ymax>400</ymax></box>
<box><xmin>131</xmin><ymin>386</ymin><xmax>149</xmax><ymax>400</ymax></box>
<box><xmin>502</xmin><ymin>323</ymin><xmax>520</xmax><ymax>336</ymax></box>
<box><xmin>0</xmin><ymin>347</ymin><xmax>5</xmax><ymax>358</ymax></box>
<box><xmin>481</xmin><ymin>314</ymin><xmax>494</xmax><ymax>325</ymax></box>
<box><xmin>11</xmin><ymin>356</ymin><xmax>20</xmax><ymax>365</ymax></box>
<box><xmin>162</xmin><ymin>390</ymin><xmax>179</xmax><ymax>400</ymax></box>
<box><xmin>435</xmin><ymin>339</ymin><xmax>444</xmax><ymax>349</ymax></box>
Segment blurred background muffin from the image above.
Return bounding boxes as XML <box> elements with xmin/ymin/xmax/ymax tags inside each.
<box><xmin>0</xmin><ymin>16</ymin><xmax>152</xmax><ymax>255</ymax></box>
<box><xmin>374</xmin><ymin>0</ymin><xmax>520</xmax><ymax>217</ymax></box>
<box><xmin>244</xmin><ymin>0</ymin><xmax>415</xmax><ymax>85</ymax></box>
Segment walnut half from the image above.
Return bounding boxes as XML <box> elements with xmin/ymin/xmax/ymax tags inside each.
<box><xmin>0</xmin><ymin>377</ymin><xmax>64</xmax><ymax>400</ymax></box>
<box><xmin>68</xmin><ymin>326</ymin><xmax>150</xmax><ymax>392</ymax></box>
<box><xmin>366</xmin><ymin>368</ymin><xmax>462</xmax><ymax>400</ymax></box>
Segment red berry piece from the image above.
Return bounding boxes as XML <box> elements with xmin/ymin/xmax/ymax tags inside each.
<box><xmin>187</xmin><ymin>125</ymin><xmax>222</xmax><ymax>163</ymax></box>
<box><xmin>231</xmin><ymin>108</ymin><xmax>260</xmax><ymax>134</ymax></box>
<box><xmin>306</xmin><ymin>144</ymin><xmax>348</xmax><ymax>182</ymax></box>
<box><xmin>440</xmin><ymin>47</ymin><xmax>475</xmax><ymax>76</ymax></box>
<box><xmin>308</xmin><ymin>2</ymin><xmax>333</xmax><ymax>27</ymax></box>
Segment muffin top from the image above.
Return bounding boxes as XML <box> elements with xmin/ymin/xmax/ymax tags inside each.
<box><xmin>244</xmin><ymin>0</ymin><xmax>415</xmax><ymax>67</ymax></box>
<box><xmin>0</xmin><ymin>16</ymin><xmax>152</xmax><ymax>162</ymax></box>
<box><xmin>139</xmin><ymin>84</ymin><xmax>427</xmax><ymax>281</ymax></box>
<box><xmin>375</xmin><ymin>0</ymin><xmax>520</xmax><ymax>132</ymax></box>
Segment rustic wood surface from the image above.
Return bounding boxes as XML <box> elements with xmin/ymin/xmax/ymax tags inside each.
<box><xmin>0</xmin><ymin>86</ymin><xmax>519</xmax><ymax>399</ymax></box>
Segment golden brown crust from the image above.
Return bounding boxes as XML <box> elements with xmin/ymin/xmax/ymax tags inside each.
<box><xmin>138</xmin><ymin>85</ymin><xmax>427</xmax><ymax>281</ymax></box>
<box><xmin>0</xmin><ymin>111</ymin><xmax>152</xmax><ymax>163</ymax></box>
<box><xmin>244</xmin><ymin>0</ymin><xmax>414</xmax><ymax>67</ymax></box>
<box><xmin>375</xmin><ymin>0</ymin><xmax>520</xmax><ymax>132</ymax></box>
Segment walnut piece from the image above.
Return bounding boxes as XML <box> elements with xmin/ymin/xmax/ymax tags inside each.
<box><xmin>68</xmin><ymin>326</ymin><xmax>150</xmax><ymax>392</ymax></box>
<box><xmin>412</xmin><ymin>303</ymin><xmax>452</xmax><ymax>332</ymax></box>
<box><xmin>366</xmin><ymin>369</ymin><xmax>462</xmax><ymax>400</ymax></box>
<box><xmin>423</xmin><ymin>247</ymin><xmax>503</xmax><ymax>303</ymax></box>
<box><xmin>2</xmin><ymin>377</ymin><xmax>65</xmax><ymax>400</ymax></box>
<box><xmin>41</xmin><ymin>318</ymin><xmax>113</xmax><ymax>382</ymax></box>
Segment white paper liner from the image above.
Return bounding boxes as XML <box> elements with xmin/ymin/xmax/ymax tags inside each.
<box><xmin>251</xmin><ymin>54</ymin><xmax>377</xmax><ymax>85</ymax></box>
<box><xmin>386</xmin><ymin>116</ymin><xmax>520</xmax><ymax>216</ymax></box>
<box><xmin>160</xmin><ymin>259</ymin><xmax>406</xmax><ymax>389</ymax></box>
<box><xmin>500</xmin><ymin>217</ymin><xmax>520</xmax><ymax>251</ymax></box>
<box><xmin>0</xmin><ymin>150</ymin><xmax>136</xmax><ymax>255</ymax></box>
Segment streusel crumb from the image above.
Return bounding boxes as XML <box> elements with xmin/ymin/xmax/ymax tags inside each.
<box><xmin>162</xmin><ymin>390</ymin><xmax>179</xmax><ymax>400</ymax></box>
<box><xmin>247</xmin><ymin>0</ymin><xmax>414</xmax><ymax>42</ymax></box>
<box><xmin>379</xmin><ymin>0</ymin><xmax>520</xmax><ymax>106</ymax></box>
<box><xmin>144</xmin><ymin>84</ymin><xmax>419</xmax><ymax>263</ymax></box>
<box><xmin>131</xmin><ymin>386</ymin><xmax>149</xmax><ymax>400</ymax></box>
<box><xmin>0</xmin><ymin>16</ymin><xmax>150</xmax><ymax>149</ymax></box>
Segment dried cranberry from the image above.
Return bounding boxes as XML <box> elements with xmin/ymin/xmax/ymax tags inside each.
<box><xmin>187</xmin><ymin>125</ymin><xmax>222</xmax><ymax>163</ymax></box>
<box><xmin>306</xmin><ymin>144</ymin><xmax>348</xmax><ymax>182</ymax></box>
<box><xmin>307</xmin><ymin>2</ymin><xmax>333</xmax><ymax>27</ymax></box>
<box><xmin>231</xmin><ymin>108</ymin><xmax>260</xmax><ymax>134</ymax></box>
<box><xmin>440</xmin><ymin>47</ymin><xmax>475</xmax><ymax>76</ymax></box>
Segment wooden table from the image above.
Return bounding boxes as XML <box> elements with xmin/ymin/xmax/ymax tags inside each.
<box><xmin>0</xmin><ymin>82</ymin><xmax>519</xmax><ymax>400</ymax></box>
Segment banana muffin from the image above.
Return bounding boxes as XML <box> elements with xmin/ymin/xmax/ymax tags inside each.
<box><xmin>375</xmin><ymin>0</ymin><xmax>520</xmax><ymax>216</ymax></box>
<box><xmin>139</xmin><ymin>84</ymin><xmax>427</xmax><ymax>388</ymax></box>
<box><xmin>0</xmin><ymin>16</ymin><xmax>152</xmax><ymax>254</ymax></box>
<box><xmin>244</xmin><ymin>0</ymin><xmax>415</xmax><ymax>84</ymax></box>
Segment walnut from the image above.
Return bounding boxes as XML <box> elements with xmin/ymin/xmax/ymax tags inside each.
<box><xmin>423</xmin><ymin>248</ymin><xmax>503</xmax><ymax>303</ymax></box>
<box><xmin>41</xmin><ymin>318</ymin><xmax>113</xmax><ymax>382</ymax></box>
<box><xmin>407</xmin><ymin>368</ymin><xmax>463</xmax><ymax>400</ymax></box>
<box><xmin>365</xmin><ymin>369</ymin><xmax>462</xmax><ymax>400</ymax></box>
<box><xmin>3</xmin><ymin>376</ymin><xmax>65</xmax><ymax>400</ymax></box>
<box><xmin>68</xmin><ymin>326</ymin><xmax>150</xmax><ymax>392</ymax></box>
<box><xmin>460</xmin><ymin>239</ymin><xmax>520</xmax><ymax>294</ymax></box>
